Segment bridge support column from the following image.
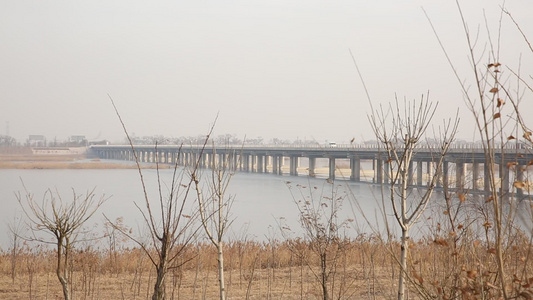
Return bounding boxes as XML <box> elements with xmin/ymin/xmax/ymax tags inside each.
<box><xmin>271</xmin><ymin>156</ymin><xmax>279</xmax><ymax>175</ymax></box>
<box><xmin>417</xmin><ymin>161</ymin><xmax>423</xmax><ymax>186</ymax></box>
<box><xmin>290</xmin><ymin>156</ymin><xmax>298</xmax><ymax>176</ymax></box>
<box><xmin>209</xmin><ymin>153</ymin><xmax>216</xmax><ymax>169</ymax></box>
<box><xmin>500</xmin><ymin>163</ymin><xmax>510</xmax><ymax>198</ymax></box>
<box><xmin>251</xmin><ymin>155</ymin><xmax>257</xmax><ymax>172</ymax></box>
<box><xmin>472</xmin><ymin>162</ymin><xmax>480</xmax><ymax>190</ymax></box>
<box><xmin>484</xmin><ymin>162</ymin><xmax>491</xmax><ymax>194</ymax></box>
<box><xmin>185</xmin><ymin>152</ymin><xmax>191</xmax><ymax>166</ymax></box>
<box><xmin>257</xmin><ymin>155</ymin><xmax>264</xmax><ymax>173</ymax></box>
<box><xmin>427</xmin><ymin>161</ymin><xmax>432</xmax><ymax>186</ymax></box>
<box><xmin>309</xmin><ymin>157</ymin><xmax>316</xmax><ymax>177</ymax></box>
<box><xmin>517</xmin><ymin>165</ymin><xmax>524</xmax><ymax>199</ymax></box>
<box><xmin>277</xmin><ymin>156</ymin><xmax>283</xmax><ymax>175</ymax></box>
<box><xmin>247</xmin><ymin>154</ymin><xmax>252</xmax><ymax>172</ymax></box>
<box><xmin>375</xmin><ymin>158</ymin><xmax>383</xmax><ymax>184</ymax></box>
<box><xmin>350</xmin><ymin>157</ymin><xmax>360</xmax><ymax>182</ymax></box>
<box><xmin>190</xmin><ymin>152</ymin><xmax>196</xmax><ymax>166</ymax></box>
<box><xmin>456</xmin><ymin>161</ymin><xmax>465</xmax><ymax>189</ymax></box>
<box><xmin>329</xmin><ymin>157</ymin><xmax>336</xmax><ymax>180</ymax></box>
<box><xmin>243</xmin><ymin>155</ymin><xmax>250</xmax><ymax>172</ymax></box>
<box><xmin>228</xmin><ymin>152</ymin><xmax>236</xmax><ymax>171</ymax></box>
<box><xmin>176</xmin><ymin>152</ymin><xmax>182</xmax><ymax>165</ymax></box>
<box><xmin>264</xmin><ymin>156</ymin><xmax>269</xmax><ymax>173</ymax></box>
<box><xmin>407</xmin><ymin>161</ymin><xmax>414</xmax><ymax>186</ymax></box>
<box><xmin>169</xmin><ymin>152</ymin><xmax>175</xmax><ymax>164</ymax></box>
<box><xmin>442</xmin><ymin>161</ymin><xmax>449</xmax><ymax>189</ymax></box>
<box><xmin>218</xmin><ymin>153</ymin><xmax>226</xmax><ymax>169</ymax></box>
<box><xmin>198</xmin><ymin>153</ymin><xmax>205</xmax><ymax>168</ymax></box>
<box><xmin>383</xmin><ymin>159</ymin><xmax>390</xmax><ymax>184</ymax></box>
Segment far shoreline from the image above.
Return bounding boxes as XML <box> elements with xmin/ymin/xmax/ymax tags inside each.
<box><xmin>0</xmin><ymin>154</ymin><xmax>170</xmax><ymax>170</ymax></box>
<box><xmin>0</xmin><ymin>152</ymin><xmax>374</xmax><ymax>179</ymax></box>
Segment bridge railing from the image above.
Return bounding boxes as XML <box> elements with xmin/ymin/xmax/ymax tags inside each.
<box><xmin>90</xmin><ymin>142</ymin><xmax>531</xmax><ymax>153</ymax></box>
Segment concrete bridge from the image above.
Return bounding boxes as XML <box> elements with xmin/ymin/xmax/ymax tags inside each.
<box><xmin>89</xmin><ymin>143</ymin><xmax>533</xmax><ymax>196</ymax></box>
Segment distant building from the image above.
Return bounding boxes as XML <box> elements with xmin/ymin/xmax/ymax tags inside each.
<box><xmin>28</xmin><ymin>135</ymin><xmax>46</xmax><ymax>147</ymax></box>
<box><xmin>69</xmin><ymin>135</ymin><xmax>86</xmax><ymax>143</ymax></box>
<box><xmin>88</xmin><ymin>140</ymin><xmax>110</xmax><ymax>146</ymax></box>
<box><xmin>68</xmin><ymin>135</ymin><xmax>88</xmax><ymax>146</ymax></box>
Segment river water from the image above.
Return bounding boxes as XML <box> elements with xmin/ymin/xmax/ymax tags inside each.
<box><xmin>0</xmin><ymin>165</ymin><xmax>393</xmax><ymax>249</ymax></box>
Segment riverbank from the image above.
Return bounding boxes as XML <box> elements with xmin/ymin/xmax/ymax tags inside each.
<box><xmin>0</xmin><ymin>154</ymin><xmax>170</xmax><ymax>169</ymax></box>
<box><xmin>0</xmin><ymin>153</ymin><xmax>371</xmax><ymax>176</ymax></box>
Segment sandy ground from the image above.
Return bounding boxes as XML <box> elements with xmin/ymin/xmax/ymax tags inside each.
<box><xmin>0</xmin><ymin>154</ymin><xmax>169</xmax><ymax>169</ymax></box>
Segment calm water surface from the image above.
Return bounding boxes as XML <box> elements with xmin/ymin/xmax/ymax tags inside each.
<box><xmin>0</xmin><ymin>167</ymin><xmax>398</xmax><ymax>249</ymax></box>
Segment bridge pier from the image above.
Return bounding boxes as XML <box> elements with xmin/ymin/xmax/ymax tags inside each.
<box><xmin>472</xmin><ymin>162</ymin><xmax>479</xmax><ymax>190</ymax></box>
<box><xmin>308</xmin><ymin>157</ymin><xmax>316</xmax><ymax>177</ymax></box>
<box><xmin>289</xmin><ymin>156</ymin><xmax>298</xmax><ymax>176</ymax></box>
<box><xmin>407</xmin><ymin>161</ymin><xmax>414</xmax><ymax>186</ymax></box>
<box><xmin>383</xmin><ymin>159</ymin><xmax>390</xmax><ymax>184</ymax></box>
<box><xmin>251</xmin><ymin>155</ymin><xmax>258</xmax><ymax>172</ymax></box>
<box><xmin>484</xmin><ymin>163</ymin><xmax>491</xmax><ymax>193</ymax></box>
<box><xmin>328</xmin><ymin>157</ymin><xmax>335</xmax><ymax>180</ymax></box>
<box><xmin>245</xmin><ymin>154</ymin><xmax>251</xmax><ymax>171</ymax></box>
<box><xmin>350</xmin><ymin>157</ymin><xmax>360</xmax><ymax>181</ymax></box>
<box><xmin>262</xmin><ymin>155</ymin><xmax>268</xmax><ymax>173</ymax></box>
<box><xmin>271</xmin><ymin>155</ymin><xmax>279</xmax><ymax>174</ymax></box>
<box><xmin>456</xmin><ymin>161</ymin><xmax>465</xmax><ymax>189</ymax></box>
<box><xmin>442</xmin><ymin>161</ymin><xmax>449</xmax><ymax>189</ymax></box>
<box><xmin>375</xmin><ymin>157</ymin><xmax>383</xmax><ymax>184</ymax></box>
<box><xmin>500</xmin><ymin>163</ymin><xmax>510</xmax><ymax>197</ymax></box>
<box><xmin>257</xmin><ymin>155</ymin><xmax>264</xmax><ymax>173</ymax></box>
<box><xmin>416</xmin><ymin>161</ymin><xmax>423</xmax><ymax>186</ymax></box>
<box><xmin>278</xmin><ymin>155</ymin><xmax>284</xmax><ymax>175</ymax></box>
<box><xmin>517</xmin><ymin>165</ymin><xmax>524</xmax><ymax>198</ymax></box>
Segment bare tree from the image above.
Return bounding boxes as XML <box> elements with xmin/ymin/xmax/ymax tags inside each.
<box><xmin>192</xmin><ymin>143</ymin><xmax>238</xmax><ymax>300</ymax></box>
<box><xmin>280</xmin><ymin>179</ymin><xmax>354</xmax><ymax>300</ymax></box>
<box><xmin>369</xmin><ymin>96</ymin><xmax>458</xmax><ymax>300</ymax></box>
<box><xmin>7</xmin><ymin>213</ymin><xmax>25</xmax><ymax>283</ymax></box>
<box><xmin>426</xmin><ymin>3</ymin><xmax>533</xmax><ymax>298</ymax></box>
<box><xmin>108</xmin><ymin>96</ymin><xmax>213</xmax><ymax>300</ymax></box>
<box><xmin>16</xmin><ymin>185</ymin><xmax>106</xmax><ymax>300</ymax></box>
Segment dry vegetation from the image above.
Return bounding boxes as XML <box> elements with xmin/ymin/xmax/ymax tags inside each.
<box><xmin>1</xmin><ymin>227</ymin><xmax>533</xmax><ymax>299</ymax></box>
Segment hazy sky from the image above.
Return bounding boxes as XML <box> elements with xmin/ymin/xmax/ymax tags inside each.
<box><xmin>1</xmin><ymin>0</ymin><xmax>532</xmax><ymax>144</ymax></box>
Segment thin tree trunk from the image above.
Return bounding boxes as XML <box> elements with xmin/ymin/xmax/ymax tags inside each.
<box><xmin>153</xmin><ymin>261</ymin><xmax>167</xmax><ymax>300</ymax></box>
<box><xmin>321</xmin><ymin>253</ymin><xmax>329</xmax><ymax>300</ymax></box>
<box><xmin>398</xmin><ymin>227</ymin><xmax>408</xmax><ymax>300</ymax></box>
<box><xmin>218</xmin><ymin>242</ymin><xmax>226</xmax><ymax>300</ymax></box>
<box><xmin>57</xmin><ymin>239</ymin><xmax>70</xmax><ymax>300</ymax></box>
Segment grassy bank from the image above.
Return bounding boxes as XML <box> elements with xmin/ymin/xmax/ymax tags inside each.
<box><xmin>1</xmin><ymin>232</ymin><xmax>532</xmax><ymax>299</ymax></box>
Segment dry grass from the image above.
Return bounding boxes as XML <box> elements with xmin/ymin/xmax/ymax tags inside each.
<box><xmin>1</xmin><ymin>231</ymin><xmax>533</xmax><ymax>299</ymax></box>
<box><xmin>0</xmin><ymin>240</ymin><xmax>395</xmax><ymax>299</ymax></box>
